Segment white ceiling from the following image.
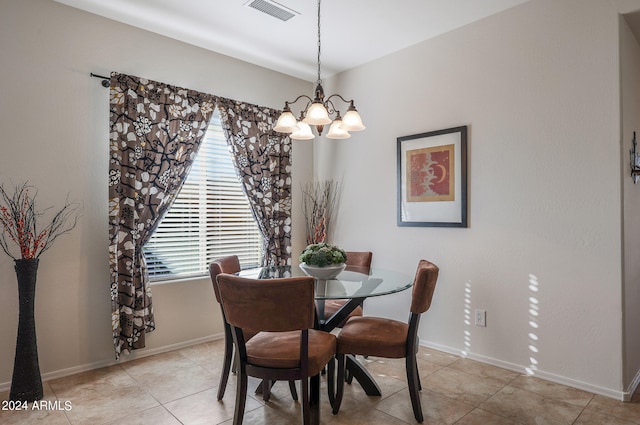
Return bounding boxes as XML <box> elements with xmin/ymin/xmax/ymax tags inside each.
<box><xmin>53</xmin><ymin>0</ymin><xmax>532</xmax><ymax>81</ymax></box>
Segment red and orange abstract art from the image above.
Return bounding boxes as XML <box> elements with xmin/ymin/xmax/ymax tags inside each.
<box><xmin>406</xmin><ymin>144</ymin><xmax>455</xmax><ymax>202</ymax></box>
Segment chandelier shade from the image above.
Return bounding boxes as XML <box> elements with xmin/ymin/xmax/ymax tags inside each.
<box><xmin>274</xmin><ymin>0</ymin><xmax>365</xmax><ymax>140</ymax></box>
<box><xmin>302</xmin><ymin>101</ymin><xmax>331</xmax><ymax>125</ymax></box>
<box><xmin>273</xmin><ymin>109</ymin><xmax>298</xmax><ymax>133</ymax></box>
<box><xmin>340</xmin><ymin>106</ymin><xmax>366</xmax><ymax>132</ymax></box>
<box><xmin>326</xmin><ymin>118</ymin><xmax>351</xmax><ymax>139</ymax></box>
<box><xmin>291</xmin><ymin>122</ymin><xmax>315</xmax><ymax>140</ymax></box>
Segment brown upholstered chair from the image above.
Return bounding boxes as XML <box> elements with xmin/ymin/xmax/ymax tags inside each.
<box><xmin>332</xmin><ymin>260</ymin><xmax>439</xmax><ymax>423</ymax></box>
<box><xmin>321</xmin><ymin>251</ymin><xmax>373</xmax><ymax>323</ymax></box>
<box><xmin>209</xmin><ymin>257</ymin><xmax>298</xmax><ymax>402</ymax></box>
<box><xmin>216</xmin><ymin>273</ymin><xmax>337</xmax><ymax>425</ymax></box>
<box><xmin>345</xmin><ymin>251</ymin><xmax>373</xmax><ymax>273</ymax></box>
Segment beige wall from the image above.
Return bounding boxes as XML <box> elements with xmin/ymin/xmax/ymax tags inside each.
<box><xmin>0</xmin><ymin>0</ymin><xmax>312</xmax><ymax>388</ymax></box>
<box><xmin>321</xmin><ymin>0</ymin><xmax>632</xmax><ymax>398</ymax></box>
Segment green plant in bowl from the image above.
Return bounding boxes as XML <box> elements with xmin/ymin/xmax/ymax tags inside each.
<box><xmin>299</xmin><ymin>243</ymin><xmax>347</xmax><ymax>266</ymax></box>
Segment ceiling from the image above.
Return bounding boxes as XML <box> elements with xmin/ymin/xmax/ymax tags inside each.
<box><xmin>52</xmin><ymin>0</ymin><xmax>531</xmax><ymax>81</ymax></box>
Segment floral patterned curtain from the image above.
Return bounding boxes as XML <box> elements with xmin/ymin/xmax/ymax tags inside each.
<box><xmin>109</xmin><ymin>73</ymin><xmax>215</xmax><ymax>359</ymax></box>
<box><xmin>216</xmin><ymin>97</ymin><xmax>292</xmax><ymax>266</ymax></box>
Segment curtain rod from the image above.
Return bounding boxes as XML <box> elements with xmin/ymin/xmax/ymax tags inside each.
<box><xmin>90</xmin><ymin>73</ymin><xmax>110</xmax><ymax>87</ymax></box>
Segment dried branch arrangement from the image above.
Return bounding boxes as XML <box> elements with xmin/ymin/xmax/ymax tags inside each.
<box><xmin>301</xmin><ymin>179</ymin><xmax>341</xmax><ymax>245</ymax></box>
<box><xmin>0</xmin><ymin>182</ymin><xmax>81</xmax><ymax>260</ymax></box>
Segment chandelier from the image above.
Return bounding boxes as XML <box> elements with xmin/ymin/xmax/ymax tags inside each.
<box><xmin>273</xmin><ymin>0</ymin><xmax>365</xmax><ymax>140</ymax></box>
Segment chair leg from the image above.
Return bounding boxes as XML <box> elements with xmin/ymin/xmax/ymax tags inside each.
<box><xmin>288</xmin><ymin>380</ymin><xmax>298</xmax><ymax>401</ymax></box>
<box><xmin>345</xmin><ymin>368</ymin><xmax>353</xmax><ymax>385</ymax></box>
<box><xmin>310</xmin><ymin>374</ymin><xmax>320</xmax><ymax>425</ymax></box>
<box><xmin>231</xmin><ymin>349</ymin><xmax>237</xmax><ymax>374</ymax></box>
<box><xmin>406</xmin><ymin>352</ymin><xmax>423</xmax><ymax>423</ymax></box>
<box><xmin>327</xmin><ymin>356</ymin><xmax>336</xmax><ymax>407</ymax></box>
<box><xmin>415</xmin><ymin>344</ymin><xmax>421</xmax><ymax>391</ymax></box>
<box><xmin>301</xmin><ymin>376</ymin><xmax>310</xmax><ymax>425</ymax></box>
<box><xmin>345</xmin><ymin>355</ymin><xmax>354</xmax><ymax>384</ymax></box>
<box><xmin>217</xmin><ymin>330</ymin><xmax>234</xmax><ymax>400</ymax></box>
<box><xmin>233</xmin><ymin>367</ymin><xmax>248</xmax><ymax>425</ymax></box>
<box><xmin>332</xmin><ymin>354</ymin><xmax>345</xmax><ymax>415</ymax></box>
<box><xmin>262</xmin><ymin>380</ymin><xmax>271</xmax><ymax>402</ymax></box>
<box><xmin>255</xmin><ymin>379</ymin><xmax>298</xmax><ymax>401</ymax></box>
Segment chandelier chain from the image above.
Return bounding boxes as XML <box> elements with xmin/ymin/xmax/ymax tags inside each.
<box><xmin>316</xmin><ymin>0</ymin><xmax>322</xmax><ymax>86</ymax></box>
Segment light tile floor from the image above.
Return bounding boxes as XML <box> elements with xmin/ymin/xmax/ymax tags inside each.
<box><xmin>1</xmin><ymin>339</ymin><xmax>639</xmax><ymax>424</ymax></box>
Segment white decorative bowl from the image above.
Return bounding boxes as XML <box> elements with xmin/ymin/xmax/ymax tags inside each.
<box><xmin>299</xmin><ymin>262</ymin><xmax>346</xmax><ymax>280</ymax></box>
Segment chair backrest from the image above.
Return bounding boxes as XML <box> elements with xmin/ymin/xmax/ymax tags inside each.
<box><xmin>410</xmin><ymin>260</ymin><xmax>439</xmax><ymax>314</ymax></box>
<box><xmin>209</xmin><ymin>256</ymin><xmax>241</xmax><ymax>303</ymax></box>
<box><xmin>345</xmin><ymin>251</ymin><xmax>373</xmax><ymax>273</ymax></box>
<box><xmin>217</xmin><ymin>274</ymin><xmax>316</xmax><ymax>333</ymax></box>
<box><xmin>345</xmin><ymin>251</ymin><xmax>373</xmax><ymax>267</ymax></box>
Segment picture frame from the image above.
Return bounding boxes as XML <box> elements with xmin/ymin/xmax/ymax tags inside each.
<box><xmin>397</xmin><ymin>125</ymin><xmax>468</xmax><ymax>227</ymax></box>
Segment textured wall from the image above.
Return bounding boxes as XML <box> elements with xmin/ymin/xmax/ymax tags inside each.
<box><xmin>321</xmin><ymin>0</ymin><xmax>627</xmax><ymax>397</ymax></box>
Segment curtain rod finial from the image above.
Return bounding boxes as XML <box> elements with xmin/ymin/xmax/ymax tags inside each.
<box><xmin>90</xmin><ymin>73</ymin><xmax>110</xmax><ymax>87</ymax></box>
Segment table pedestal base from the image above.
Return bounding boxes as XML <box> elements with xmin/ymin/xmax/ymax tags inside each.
<box><xmin>345</xmin><ymin>355</ymin><xmax>381</xmax><ymax>396</ymax></box>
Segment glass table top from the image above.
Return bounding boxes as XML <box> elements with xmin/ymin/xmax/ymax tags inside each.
<box><xmin>238</xmin><ymin>265</ymin><xmax>413</xmax><ymax>300</ymax></box>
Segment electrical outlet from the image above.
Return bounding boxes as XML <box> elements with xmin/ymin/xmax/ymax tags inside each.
<box><xmin>475</xmin><ymin>309</ymin><xmax>486</xmax><ymax>327</ymax></box>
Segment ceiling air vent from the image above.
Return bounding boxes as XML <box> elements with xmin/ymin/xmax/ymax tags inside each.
<box><xmin>246</xmin><ymin>0</ymin><xmax>298</xmax><ymax>22</ymax></box>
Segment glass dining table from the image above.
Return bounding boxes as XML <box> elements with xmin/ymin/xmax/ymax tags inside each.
<box><xmin>238</xmin><ymin>264</ymin><xmax>413</xmax><ymax>396</ymax></box>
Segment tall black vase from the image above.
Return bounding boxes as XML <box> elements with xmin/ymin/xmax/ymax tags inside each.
<box><xmin>9</xmin><ymin>258</ymin><xmax>43</xmax><ymax>402</ymax></box>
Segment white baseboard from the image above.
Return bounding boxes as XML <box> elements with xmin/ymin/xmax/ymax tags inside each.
<box><xmin>0</xmin><ymin>333</ymin><xmax>224</xmax><ymax>393</ymax></box>
<box><xmin>421</xmin><ymin>340</ymin><xmax>629</xmax><ymax>401</ymax></box>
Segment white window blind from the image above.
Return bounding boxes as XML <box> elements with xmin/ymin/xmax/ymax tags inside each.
<box><xmin>144</xmin><ymin>108</ymin><xmax>263</xmax><ymax>281</ymax></box>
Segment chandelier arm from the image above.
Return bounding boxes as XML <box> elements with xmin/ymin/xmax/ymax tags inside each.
<box><xmin>285</xmin><ymin>94</ymin><xmax>314</xmax><ymax>105</ymax></box>
<box><xmin>323</xmin><ymin>98</ymin><xmax>339</xmax><ymax>116</ymax></box>
<box><xmin>324</xmin><ymin>93</ymin><xmax>355</xmax><ymax>110</ymax></box>
<box><xmin>283</xmin><ymin>95</ymin><xmax>314</xmax><ymax>113</ymax></box>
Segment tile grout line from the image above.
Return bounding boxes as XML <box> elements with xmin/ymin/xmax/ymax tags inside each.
<box><xmin>570</xmin><ymin>392</ymin><xmax>597</xmax><ymax>425</ymax></box>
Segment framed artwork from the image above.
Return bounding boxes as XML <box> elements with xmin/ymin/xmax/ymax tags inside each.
<box><xmin>397</xmin><ymin>126</ymin><xmax>468</xmax><ymax>227</ymax></box>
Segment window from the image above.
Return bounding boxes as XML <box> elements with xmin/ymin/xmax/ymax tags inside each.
<box><xmin>145</xmin><ymin>108</ymin><xmax>263</xmax><ymax>281</ymax></box>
